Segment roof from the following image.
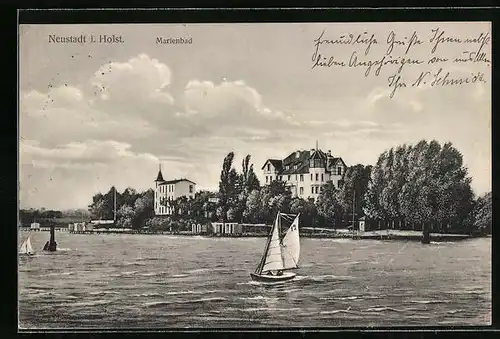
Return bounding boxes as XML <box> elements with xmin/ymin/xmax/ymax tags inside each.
<box><xmin>263</xmin><ymin>149</ymin><xmax>347</xmax><ymax>175</ymax></box>
<box><xmin>155</xmin><ymin>169</ymin><xmax>164</xmax><ymax>182</ymax></box>
<box><xmin>261</xmin><ymin>159</ymin><xmax>283</xmax><ymax>171</ymax></box>
<box><xmin>329</xmin><ymin>157</ymin><xmax>346</xmax><ymax>168</ymax></box>
<box><xmin>158</xmin><ymin>178</ymin><xmax>196</xmax><ymax>185</ymax></box>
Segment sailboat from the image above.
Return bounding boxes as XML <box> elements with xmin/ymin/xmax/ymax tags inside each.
<box><xmin>19</xmin><ymin>235</ymin><xmax>35</xmax><ymax>256</ymax></box>
<box><xmin>250</xmin><ymin>212</ymin><xmax>300</xmax><ymax>282</ymax></box>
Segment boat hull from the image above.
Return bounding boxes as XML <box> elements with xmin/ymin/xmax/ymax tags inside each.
<box><xmin>250</xmin><ymin>272</ymin><xmax>296</xmax><ymax>283</ymax></box>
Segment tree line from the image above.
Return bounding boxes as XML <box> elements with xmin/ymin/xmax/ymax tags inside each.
<box><xmin>215</xmin><ymin>140</ymin><xmax>491</xmax><ymax>235</ymax></box>
<box><xmin>87</xmin><ymin>185</ymin><xmax>220</xmax><ymax>231</ymax></box>
<box><xmin>215</xmin><ymin>152</ymin><xmax>372</xmax><ymax>228</ymax></box>
<box><xmin>78</xmin><ymin>139</ymin><xmax>491</xmax><ymax>235</ymax></box>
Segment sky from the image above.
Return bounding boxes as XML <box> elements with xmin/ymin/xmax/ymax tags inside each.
<box><xmin>19</xmin><ymin>22</ymin><xmax>491</xmax><ymax>210</ymax></box>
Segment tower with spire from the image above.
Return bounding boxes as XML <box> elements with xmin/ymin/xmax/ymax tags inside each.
<box><xmin>153</xmin><ymin>162</ymin><xmax>197</xmax><ymax>216</ymax></box>
<box><xmin>155</xmin><ymin>164</ymin><xmax>165</xmax><ymax>187</ymax></box>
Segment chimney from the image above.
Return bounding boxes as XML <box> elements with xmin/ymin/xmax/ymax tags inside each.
<box><xmin>328</xmin><ymin>150</ymin><xmax>332</xmax><ymax>156</ymax></box>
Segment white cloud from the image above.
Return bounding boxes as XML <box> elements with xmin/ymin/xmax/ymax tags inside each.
<box><xmin>19</xmin><ymin>47</ymin><xmax>491</xmax><ymax>209</ymax></box>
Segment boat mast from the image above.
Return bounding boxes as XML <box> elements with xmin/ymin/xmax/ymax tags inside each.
<box><xmin>255</xmin><ymin>213</ymin><xmax>278</xmax><ymax>275</ymax></box>
<box><xmin>113</xmin><ymin>186</ymin><xmax>117</xmax><ymax>223</ymax></box>
<box><xmin>352</xmin><ymin>182</ymin><xmax>356</xmax><ymax>238</ymax></box>
<box><xmin>255</xmin><ymin>225</ymin><xmax>271</xmax><ymax>274</ymax></box>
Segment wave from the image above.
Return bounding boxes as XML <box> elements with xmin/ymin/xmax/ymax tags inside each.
<box><xmin>339</xmin><ymin>261</ymin><xmax>362</xmax><ymax>266</ymax></box>
<box><xmin>166</xmin><ymin>290</ymin><xmax>218</xmax><ymax>296</ymax></box>
<box><xmin>136</xmin><ymin>257</ymin><xmax>165</xmax><ymax>261</ymax></box>
<box><xmin>138</xmin><ymin>271</ymin><xmax>169</xmax><ymax>277</ymax></box>
<box><xmin>336</xmin><ymin>296</ymin><xmax>360</xmax><ymax>301</ymax></box>
<box><xmin>110</xmin><ymin>270</ymin><xmax>138</xmax><ymax>277</ymax></box>
<box><xmin>237</xmin><ymin>281</ymin><xmax>262</xmax><ymax>286</ymax></box>
<box><xmin>171</xmin><ymin>274</ymin><xmax>188</xmax><ymax>278</ymax></box>
<box><xmin>144</xmin><ymin>297</ymin><xmax>227</xmax><ymax>307</ymax></box>
<box><xmin>320</xmin><ymin>308</ymin><xmax>356</xmax><ymax>315</ymax></box>
<box><xmin>408</xmin><ymin>299</ymin><xmax>451</xmax><ymax>304</ymax></box>
<box><xmin>58</xmin><ymin>299</ymin><xmax>112</xmax><ymax>307</ymax></box>
<box><xmin>243</xmin><ymin>307</ymin><xmax>301</xmax><ymax>312</ymax></box>
<box><xmin>132</xmin><ymin>292</ymin><xmax>163</xmax><ymax>297</ymax></box>
<box><xmin>240</xmin><ymin>295</ymin><xmax>278</xmax><ymax>302</ymax></box>
<box><xmin>46</xmin><ymin>271</ymin><xmax>75</xmax><ymax>276</ymax></box>
<box><xmin>297</xmin><ymin>274</ymin><xmax>355</xmax><ymax>282</ymax></box>
<box><xmin>185</xmin><ymin>268</ymin><xmax>210</xmax><ymax>274</ymax></box>
<box><xmin>365</xmin><ymin>306</ymin><xmax>404</xmax><ymax>313</ymax></box>
<box><xmin>56</xmin><ymin>248</ymin><xmax>73</xmax><ymax>252</ymax></box>
<box><xmin>72</xmin><ymin>300</ymin><xmax>112</xmax><ymax>307</ymax></box>
<box><xmin>320</xmin><ymin>295</ymin><xmax>383</xmax><ymax>301</ymax></box>
<box><xmin>122</xmin><ymin>262</ymin><xmax>147</xmax><ymax>267</ymax></box>
<box><xmin>89</xmin><ymin>291</ymin><xmax>120</xmax><ymax>296</ymax></box>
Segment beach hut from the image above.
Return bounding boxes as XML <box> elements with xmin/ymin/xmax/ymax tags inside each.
<box><xmin>30</xmin><ymin>222</ymin><xmax>40</xmax><ymax>231</ymax></box>
<box><xmin>359</xmin><ymin>217</ymin><xmax>366</xmax><ymax>233</ymax></box>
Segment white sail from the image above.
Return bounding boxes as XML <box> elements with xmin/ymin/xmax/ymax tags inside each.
<box><xmin>282</xmin><ymin>214</ymin><xmax>300</xmax><ymax>269</ymax></box>
<box><xmin>260</xmin><ymin>214</ymin><xmax>284</xmax><ymax>273</ymax></box>
<box><xmin>20</xmin><ymin>236</ymin><xmax>34</xmax><ymax>255</ymax></box>
<box><xmin>26</xmin><ymin>237</ymin><xmax>34</xmax><ymax>254</ymax></box>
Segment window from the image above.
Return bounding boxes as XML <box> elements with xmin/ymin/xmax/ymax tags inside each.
<box><xmin>300</xmin><ymin>187</ymin><xmax>304</xmax><ymax>195</ymax></box>
<box><xmin>311</xmin><ymin>187</ymin><xmax>314</xmax><ymax>194</ymax></box>
<box><xmin>266</xmin><ymin>176</ymin><xmax>268</xmax><ymax>183</ymax></box>
<box><xmin>267</xmin><ymin>164</ymin><xmax>271</xmax><ymax>171</ymax></box>
<box><xmin>189</xmin><ymin>185</ymin><xmax>193</xmax><ymax>193</ymax></box>
<box><xmin>288</xmin><ymin>175</ymin><xmax>291</xmax><ymax>181</ymax></box>
<box><xmin>310</xmin><ymin>174</ymin><xmax>313</xmax><ymax>181</ymax></box>
<box><xmin>295</xmin><ymin>175</ymin><xmax>298</xmax><ymax>181</ymax></box>
<box><xmin>300</xmin><ymin>174</ymin><xmax>304</xmax><ymax>182</ymax></box>
<box><xmin>315</xmin><ymin>186</ymin><xmax>319</xmax><ymax>194</ymax></box>
<box><xmin>315</xmin><ymin>173</ymin><xmax>319</xmax><ymax>181</ymax></box>
<box><xmin>337</xmin><ymin>167</ymin><xmax>342</xmax><ymax>175</ymax></box>
<box><xmin>321</xmin><ymin>173</ymin><xmax>324</xmax><ymax>181</ymax></box>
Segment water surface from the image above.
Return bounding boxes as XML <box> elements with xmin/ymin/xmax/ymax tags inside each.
<box><xmin>18</xmin><ymin>232</ymin><xmax>491</xmax><ymax>328</ymax></box>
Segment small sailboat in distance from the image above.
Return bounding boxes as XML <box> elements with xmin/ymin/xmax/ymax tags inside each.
<box><xmin>19</xmin><ymin>235</ymin><xmax>35</xmax><ymax>256</ymax></box>
<box><xmin>250</xmin><ymin>212</ymin><xmax>301</xmax><ymax>282</ymax></box>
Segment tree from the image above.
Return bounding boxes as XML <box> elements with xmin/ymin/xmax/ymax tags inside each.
<box><xmin>116</xmin><ymin>204</ymin><xmax>135</xmax><ymax>228</ymax></box>
<box><xmin>243</xmin><ymin>189</ymin><xmax>263</xmax><ymax>223</ymax></box>
<box><xmin>218</xmin><ymin>152</ymin><xmax>239</xmax><ymax>222</ymax></box>
<box><xmin>316</xmin><ymin>181</ymin><xmax>341</xmax><ymax>228</ymax></box>
<box><xmin>365</xmin><ymin>139</ymin><xmax>475</xmax><ymax>233</ymax></box>
<box><xmin>472</xmin><ymin>191</ymin><xmax>492</xmax><ymax>234</ymax></box>
<box><xmin>132</xmin><ymin>189</ymin><xmax>154</xmax><ymax>229</ymax></box>
<box><xmin>290</xmin><ymin>197</ymin><xmax>317</xmax><ymax>226</ymax></box>
<box><xmin>240</xmin><ymin>155</ymin><xmax>260</xmax><ymax>193</ymax></box>
<box><xmin>88</xmin><ymin>192</ymin><xmax>105</xmax><ymax>218</ymax></box>
<box><xmin>260</xmin><ymin>181</ymin><xmax>292</xmax><ymax>223</ymax></box>
<box><xmin>337</xmin><ymin>164</ymin><xmax>372</xmax><ymax>226</ymax></box>
<box><xmin>120</xmin><ymin>187</ymin><xmax>138</xmax><ymax>208</ymax></box>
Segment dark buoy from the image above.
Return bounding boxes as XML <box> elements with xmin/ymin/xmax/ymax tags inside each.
<box><xmin>43</xmin><ymin>225</ymin><xmax>57</xmax><ymax>251</ymax></box>
<box><xmin>421</xmin><ymin>227</ymin><xmax>431</xmax><ymax>244</ymax></box>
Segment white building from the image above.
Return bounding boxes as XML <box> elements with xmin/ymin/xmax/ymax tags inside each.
<box><xmin>261</xmin><ymin>145</ymin><xmax>347</xmax><ymax>201</ymax></box>
<box><xmin>154</xmin><ymin>166</ymin><xmax>196</xmax><ymax>216</ymax></box>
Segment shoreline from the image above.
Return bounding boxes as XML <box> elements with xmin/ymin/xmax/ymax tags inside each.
<box><xmin>18</xmin><ymin>228</ymin><xmax>482</xmax><ymax>242</ymax></box>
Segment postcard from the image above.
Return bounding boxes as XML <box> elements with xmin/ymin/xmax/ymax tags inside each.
<box><xmin>18</xmin><ymin>17</ymin><xmax>491</xmax><ymax>330</ymax></box>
